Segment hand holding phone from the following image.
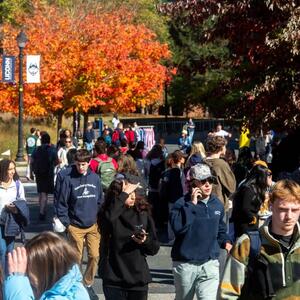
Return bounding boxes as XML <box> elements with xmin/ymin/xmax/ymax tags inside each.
<box><xmin>191</xmin><ymin>187</ymin><xmax>203</xmax><ymax>204</ymax></box>
<box><xmin>132</xmin><ymin>229</ymin><xmax>148</xmax><ymax>244</ymax></box>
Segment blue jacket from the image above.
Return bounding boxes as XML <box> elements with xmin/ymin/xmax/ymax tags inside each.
<box><xmin>170</xmin><ymin>193</ymin><xmax>230</xmax><ymax>263</ymax></box>
<box><xmin>4</xmin><ymin>264</ymin><xmax>90</xmax><ymax>300</ymax></box>
<box><xmin>54</xmin><ymin>165</ymin><xmax>103</xmax><ymax>228</ymax></box>
<box><xmin>4</xmin><ymin>200</ymin><xmax>29</xmax><ymax>243</ymax></box>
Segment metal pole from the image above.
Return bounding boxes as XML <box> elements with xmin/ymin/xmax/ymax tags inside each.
<box><xmin>15</xmin><ymin>46</ymin><xmax>25</xmax><ymax>161</ymax></box>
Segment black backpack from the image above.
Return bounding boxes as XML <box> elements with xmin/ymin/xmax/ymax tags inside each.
<box><xmin>241</xmin><ymin>231</ymin><xmax>275</xmax><ymax>299</ymax></box>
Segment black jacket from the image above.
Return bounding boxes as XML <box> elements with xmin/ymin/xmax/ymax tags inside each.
<box><xmin>231</xmin><ymin>184</ymin><xmax>263</xmax><ymax>237</ymax></box>
<box><xmin>98</xmin><ymin>192</ymin><xmax>160</xmax><ymax>289</ymax></box>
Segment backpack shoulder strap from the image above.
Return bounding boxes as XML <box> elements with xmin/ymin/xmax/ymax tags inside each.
<box><xmin>93</xmin><ymin>157</ymin><xmax>102</xmax><ymax>174</ymax></box>
<box><xmin>15</xmin><ymin>180</ymin><xmax>21</xmax><ymax>198</ymax></box>
<box><xmin>247</xmin><ymin>231</ymin><xmax>262</xmax><ymax>259</ymax></box>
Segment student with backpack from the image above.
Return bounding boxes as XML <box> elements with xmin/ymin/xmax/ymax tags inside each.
<box><xmin>220</xmin><ymin>179</ymin><xmax>300</xmax><ymax>299</ymax></box>
<box><xmin>112</xmin><ymin>123</ymin><xmax>125</xmax><ymax>147</ymax></box>
<box><xmin>90</xmin><ymin>140</ymin><xmax>118</xmax><ymax>192</ymax></box>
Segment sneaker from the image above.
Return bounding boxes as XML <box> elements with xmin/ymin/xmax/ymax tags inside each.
<box><xmin>86</xmin><ymin>286</ymin><xmax>98</xmax><ymax>300</ymax></box>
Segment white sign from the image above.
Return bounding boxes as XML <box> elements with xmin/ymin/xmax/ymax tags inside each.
<box><xmin>26</xmin><ymin>55</ymin><xmax>40</xmax><ymax>83</ymax></box>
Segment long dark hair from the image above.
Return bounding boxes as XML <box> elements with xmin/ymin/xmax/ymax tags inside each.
<box><xmin>0</xmin><ymin>159</ymin><xmax>19</xmax><ymax>182</ymax></box>
<box><xmin>240</xmin><ymin>164</ymin><xmax>270</xmax><ymax>200</ymax></box>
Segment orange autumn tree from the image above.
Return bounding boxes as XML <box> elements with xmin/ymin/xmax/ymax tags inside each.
<box><xmin>0</xmin><ymin>1</ymin><xmax>170</xmax><ymax>118</ymax></box>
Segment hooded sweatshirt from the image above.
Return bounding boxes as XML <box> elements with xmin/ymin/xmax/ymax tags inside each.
<box><xmin>99</xmin><ymin>192</ymin><xmax>160</xmax><ymax>290</ymax></box>
<box><xmin>54</xmin><ymin>165</ymin><xmax>103</xmax><ymax>228</ymax></box>
<box><xmin>4</xmin><ymin>264</ymin><xmax>89</xmax><ymax>300</ymax></box>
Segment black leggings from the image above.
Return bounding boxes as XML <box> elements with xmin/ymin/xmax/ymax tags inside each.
<box><xmin>103</xmin><ymin>285</ymin><xmax>148</xmax><ymax>300</ymax></box>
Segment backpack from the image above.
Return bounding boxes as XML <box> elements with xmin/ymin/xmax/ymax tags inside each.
<box><xmin>112</xmin><ymin>130</ymin><xmax>120</xmax><ymax>143</ymax></box>
<box><xmin>32</xmin><ymin>146</ymin><xmax>51</xmax><ymax>177</ymax></box>
<box><xmin>94</xmin><ymin>157</ymin><xmax>116</xmax><ymax>190</ymax></box>
<box><xmin>241</xmin><ymin>231</ymin><xmax>275</xmax><ymax>299</ymax></box>
<box><xmin>125</xmin><ymin>130</ymin><xmax>136</xmax><ymax>144</ymax></box>
<box><xmin>26</xmin><ymin>136</ymin><xmax>36</xmax><ymax>148</ymax></box>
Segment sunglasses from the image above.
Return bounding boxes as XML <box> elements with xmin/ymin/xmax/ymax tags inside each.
<box><xmin>199</xmin><ymin>177</ymin><xmax>214</xmax><ymax>185</ymax></box>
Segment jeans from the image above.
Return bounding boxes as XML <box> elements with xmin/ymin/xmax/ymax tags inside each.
<box><xmin>173</xmin><ymin>260</ymin><xmax>219</xmax><ymax>300</ymax></box>
<box><xmin>103</xmin><ymin>285</ymin><xmax>148</xmax><ymax>300</ymax></box>
<box><xmin>0</xmin><ymin>226</ymin><xmax>15</xmax><ymax>276</ymax></box>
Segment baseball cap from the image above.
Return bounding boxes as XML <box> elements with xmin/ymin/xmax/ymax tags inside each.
<box><xmin>189</xmin><ymin>163</ymin><xmax>216</xmax><ymax>182</ymax></box>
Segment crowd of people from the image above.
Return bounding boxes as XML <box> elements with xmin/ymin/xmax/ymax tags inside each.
<box><xmin>0</xmin><ymin>116</ymin><xmax>299</xmax><ymax>300</ymax></box>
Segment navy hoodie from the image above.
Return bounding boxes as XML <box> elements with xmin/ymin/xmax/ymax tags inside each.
<box><xmin>170</xmin><ymin>193</ymin><xmax>230</xmax><ymax>263</ymax></box>
<box><xmin>55</xmin><ymin>165</ymin><xmax>103</xmax><ymax>228</ymax></box>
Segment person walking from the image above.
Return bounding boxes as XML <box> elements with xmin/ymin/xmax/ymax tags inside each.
<box><xmin>54</xmin><ymin>149</ymin><xmax>102</xmax><ymax>300</ymax></box>
<box><xmin>186</xmin><ymin>118</ymin><xmax>195</xmax><ymax>144</ymax></box>
<box><xmin>170</xmin><ymin>163</ymin><xmax>232</xmax><ymax>300</ymax></box>
<box><xmin>90</xmin><ymin>140</ymin><xmax>118</xmax><ymax>192</ymax></box>
<box><xmin>32</xmin><ymin>133</ymin><xmax>58</xmax><ymax>221</ymax></box>
<box><xmin>98</xmin><ymin>178</ymin><xmax>160</xmax><ymax>300</ymax></box>
<box><xmin>231</xmin><ymin>163</ymin><xmax>273</xmax><ymax>238</ymax></box>
<box><xmin>0</xmin><ymin>159</ymin><xmax>26</xmax><ymax>274</ymax></box>
<box><xmin>83</xmin><ymin>121</ymin><xmax>95</xmax><ymax>152</ymax></box>
<box><xmin>220</xmin><ymin>179</ymin><xmax>300</xmax><ymax>299</ymax></box>
<box><xmin>4</xmin><ymin>232</ymin><xmax>89</xmax><ymax>300</ymax></box>
<box><xmin>205</xmin><ymin>136</ymin><xmax>236</xmax><ymax>211</ymax></box>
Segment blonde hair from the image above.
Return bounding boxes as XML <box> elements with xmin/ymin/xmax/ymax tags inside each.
<box><xmin>185</xmin><ymin>141</ymin><xmax>206</xmax><ymax>167</ymax></box>
<box><xmin>25</xmin><ymin>232</ymin><xmax>78</xmax><ymax>299</ymax></box>
<box><xmin>190</xmin><ymin>141</ymin><xmax>206</xmax><ymax>158</ymax></box>
<box><xmin>270</xmin><ymin>179</ymin><xmax>300</xmax><ymax>204</ymax></box>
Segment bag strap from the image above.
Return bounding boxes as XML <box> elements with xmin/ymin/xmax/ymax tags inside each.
<box><xmin>247</xmin><ymin>231</ymin><xmax>261</xmax><ymax>259</ymax></box>
<box><xmin>15</xmin><ymin>180</ymin><xmax>21</xmax><ymax>198</ymax></box>
<box><xmin>247</xmin><ymin>231</ymin><xmax>276</xmax><ymax>297</ymax></box>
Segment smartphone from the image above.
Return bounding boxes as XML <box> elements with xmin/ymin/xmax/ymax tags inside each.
<box><xmin>133</xmin><ymin>225</ymin><xmax>148</xmax><ymax>239</ymax></box>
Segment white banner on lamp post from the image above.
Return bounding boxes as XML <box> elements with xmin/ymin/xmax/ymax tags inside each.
<box><xmin>26</xmin><ymin>55</ymin><xmax>40</xmax><ymax>83</ymax></box>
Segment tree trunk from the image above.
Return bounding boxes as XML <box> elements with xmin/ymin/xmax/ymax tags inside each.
<box><xmin>83</xmin><ymin>112</ymin><xmax>89</xmax><ymax>132</ymax></box>
<box><xmin>73</xmin><ymin>109</ymin><xmax>79</xmax><ymax>135</ymax></box>
<box><xmin>57</xmin><ymin>111</ymin><xmax>63</xmax><ymax>140</ymax></box>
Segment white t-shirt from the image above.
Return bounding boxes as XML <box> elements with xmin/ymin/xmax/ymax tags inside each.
<box><xmin>112</xmin><ymin>117</ymin><xmax>120</xmax><ymax>129</ymax></box>
<box><xmin>0</xmin><ymin>180</ymin><xmax>26</xmax><ymax>217</ymax></box>
<box><xmin>215</xmin><ymin>129</ymin><xmax>230</xmax><ymax>138</ymax></box>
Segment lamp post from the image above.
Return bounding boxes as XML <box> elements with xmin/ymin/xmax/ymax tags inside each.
<box><xmin>15</xmin><ymin>30</ymin><xmax>28</xmax><ymax>162</ymax></box>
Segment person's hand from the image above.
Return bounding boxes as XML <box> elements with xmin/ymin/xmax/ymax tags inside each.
<box><xmin>6</xmin><ymin>204</ymin><xmax>18</xmax><ymax>214</ymax></box>
<box><xmin>225</xmin><ymin>242</ymin><xmax>232</xmax><ymax>254</ymax></box>
<box><xmin>191</xmin><ymin>187</ymin><xmax>202</xmax><ymax>205</ymax></box>
<box><xmin>132</xmin><ymin>229</ymin><xmax>148</xmax><ymax>244</ymax></box>
<box><xmin>8</xmin><ymin>247</ymin><xmax>27</xmax><ymax>275</ymax></box>
<box><xmin>122</xmin><ymin>181</ymin><xmax>140</xmax><ymax>195</ymax></box>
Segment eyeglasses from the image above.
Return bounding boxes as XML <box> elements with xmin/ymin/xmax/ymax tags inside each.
<box><xmin>199</xmin><ymin>177</ymin><xmax>214</xmax><ymax>185</ymax></box>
